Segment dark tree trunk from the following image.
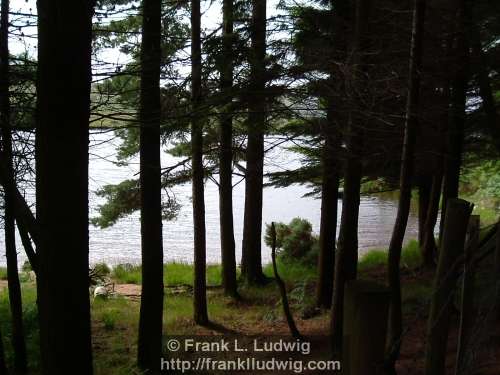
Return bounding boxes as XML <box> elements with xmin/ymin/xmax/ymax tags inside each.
<box><xmin>465</xmin><ymin>0</ymin><xmax>500</xmax><ymax>152</ymax></box>
<box><xmin>36</xmin><ymin>1</ymin><xmax>95</xmax><ymax>374</ymax></box>
<box><xmin>1</xmin><ymin>0</ymin><xmax>27</xmax><ymax>372</ymax></box>
<box><xmin>17</xmin><ymin>223</ymin><xmax>37</xmax><ymax>274</ymax></box>
<box><xmin>418</xmin><ymin>179</ymin><xmax>431</xmax><ymax>246</ymax></box>
<box><xmin>422</xmin><ymin>69</ymin><xmax>451</xmax><ymax>268</ymax></box>
<box><xmin>440</xmin><ymin>0</ymin><xmax>468</xmax><ymax>242</ymax></box>
<box><xmin>219</xmin><ymin>0</ymin><xmax>238</xmax><ymax>298</ymax></box>
<box><xmin>0</xmin><ymin>0</ymin><xmax>27</xmax><ymax>372</ymax></box>
<box><xmin>424</xmin><ymin>199</ymin><xmax>472</xmax><ymax>375</ymax></box>
<box><xmin>421</xmin><ymin>171</ymin><xmax>443</xmax><ymax>267</ymax></box>
<box><xmin>316</xmin><ymin>0</ymin><xmax>349</xmax><ymax>310</ymax></box>
<box><xmin>241</xmin><ymin>0</ymin><xmax>267</xmax><ymax>285</ymax></box>
<box><xmin>330</xmin><ymin>0</ymin><xmax>371</xmax><ymax>356</ymax></box>
<box><xmin>330</xmin><ymin>116</ymin><xmax>362</xmax><ymax>356</ymax></box>
<box><xmin>386</xmin><ymin>0</ymin><xmax>426</xmax><ymax>368</ymax></box>
<box><xmin>137</xmin><ymin>0</ymin><xmax>164</xmax><ymax>371</ymax></box>
<box><xmin>316</xmin><ymin>106</ymin><xmax>340</xmax><ymax>309</ymax></box>
<box><xmin>191</xmin><ymin>0</ymin><xmax>208</xmax><ymax>325</ymax></box>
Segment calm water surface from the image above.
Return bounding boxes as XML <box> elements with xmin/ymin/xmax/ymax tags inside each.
<box><xmin>1</xmin><ymin>131</ymin><xmax>422</xmax><ymax>266</ymax></box>
<box><xmin>87</xmin><ymin>131</ymin><xmax>422</xmax><ymax>266</ymax></box>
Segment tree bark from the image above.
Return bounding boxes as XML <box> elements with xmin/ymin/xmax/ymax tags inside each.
<box><xmin>464</xmin><ymin>0</ymin><xmax>500</xmax><ymax>152</ymax></box>
<box><xmin>219</xmin><ymin>0</ymin><xmax>238</xmax><ymax>298</ymax></box>
<box><xmin>241</xmin><ymin>0</ymin><xmax>267</xmax><ymax>285</ymax></box>
<box><xmin>1</xmin><ymin>0</ymin><xmax>27</xmax><ymax>372</ymax></box>
<box><xmin>191</xmin><ymin>0</ymin><xmax>208</xmax><ymax>325</ymax></box>
<box><xmin>137</xmin><ymin>0</ymin><xmax>164</xmax><ymax>371</ymax></box>
<box><xmin>440</xmin><ymin>0</ymin><xmax>468</xmax><ymax>242</ymax></box>
<box><xmin>17</xmin><ymin>222</ymin><xmax>38</xmax><ymax>274</ymax></box>
<box><xmin>316</xmin><ymin>105</ymin><xmax>340</xmax><ymax>309</ymax></box>
<box><xmin>421</xmin><ymin>170</ymin><xmax>443</xmax><ymax>267</ymax></box>
<box><xmin>330</xmin><ymin>0</ymin><xmax>371</xmax><ymax>356</ymax></box>
<box><xmin>316</xmin><ymin>0</ymin><xmax>349</xmax><ymax>310</ymax></box>
<box><xmin>386</xmin><ymin>0</ymin><xmax>426</xmax><ymax>368</ymax></box>
<box><xmin>424</xmin><ymin>199</ymin><xmax>472</xmax><ymax>375</ymax></box>
<box><xmin>418</xmin><ymin>180</ymin><xmax>431</xmax><ymax>246</ymax></box>
<box><xmin>36</xmin><ymin>1</ymin><xmax>95</xmax><ymax>374</ymax></box>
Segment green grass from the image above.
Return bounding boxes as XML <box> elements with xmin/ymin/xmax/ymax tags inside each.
<box><xmin>0</xmin><ymin>285</ymin><xmax>40</xmax><ymax>372</ymax></box>
<box><xmin>0</xmin><ymin>242</ymin><xmax>436</xmax><ymax>375</ymax></box>
<box><xmin>0</xmin><ymin>267</ymin><xmax>8</xmax><ymax>280</ymax></box>
<box><xmin>111</xmin><ymin>262</ymin><xmax>224</xmax><ymax>286</ymax></box>
<box><xmin>263</xmin><ymin>258</ymin><xmax>317</xmax><ymax>285</ymax></box>
<box><xmin>358</xmin><ymin>240</ymin><xmax>422</xmax><ymax>271</ymax></box>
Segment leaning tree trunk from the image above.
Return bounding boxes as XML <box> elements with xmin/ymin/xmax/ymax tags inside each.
<box><xmin>137</xmin><ymin>0</ymin><xmax>164</xmax><ymax>371</ymax></box>
<box><xmin>386</xmin><ymin>0</ymin><xmax>426</xmax><ymax>369</ymax></box>
<box><xmin>36</xmin><ymin>1</ymin><xmax>95</xmax><ymax>374</ymax></box>
<box><xmin>316</xmin><ymin>105</ymin><xmax>340</xmax><ymax>309</ymax></box>
<box><xmin>330</xmin><ymin>0</ymin><xmax>370</xmax><ymax>356</ymax></box>
<box><xmin>241</xmin><ymin>0</ymin><xmax>267</xmax><ymax>285</ymax></box>
<box><xmin>0</xmin><ymin>0</ymin><xmax>27</xmax><ymax>372</ymax></box>
<box><xmin>218</xmin><ymin>0</ymin><xmax>238</xmax><ymax>298</ymax></box>
<box><xmin>421</xmin><ymin>170</ymin><xmax>443</xmax><ymax>267</ymax></box>
<box><xmin>191</xmin><ymin>0</ymin><xmax>208</xmax><ymax>325</ymax></box>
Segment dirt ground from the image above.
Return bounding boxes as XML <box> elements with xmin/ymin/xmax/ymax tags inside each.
<box><xmin>107</xmin><ymin>267</ymin><xmax>500</xmax><ymax>374</ymax></box>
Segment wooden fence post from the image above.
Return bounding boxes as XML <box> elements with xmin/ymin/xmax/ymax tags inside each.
<box><xmin>425</xmin><ymin>198</ymin><xmax>473</xmax><ymax>375</ymax></box>
<box><xmin>343</xmin><ymin>280</ymin><xmax>390</xmax><ymax>375</ymax></box>
<box><xmin>455</xmin><ymin>215</ymin><xmax>480</xmax><ymax>374</ymax></box>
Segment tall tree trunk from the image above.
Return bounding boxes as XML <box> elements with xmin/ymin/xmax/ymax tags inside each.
<box><xmin>137</xmin><ymin>0</ymin><xmax>164</xmax><ymax>371</ymax></box>
<box><xmin>191</xmin><ymin>0</ymin><xmax>208</xmax><ymax>325</ymax></box>
<box><xmin>241</xmin><ymin>0</ymin><xmax>267</xmax><ymax>285</ymax></box>
<box><xmin>330</xmin><ymin>0</ymin><xmax>371</xmax><ymax>355</ymax></box>
<box><xmin>330</xmin><ymin>115</ymin><xmax>362</xmax><ymax>356</ymax></box>
<box><xmin>316</xmin><ymin>105</ymin><xmax>340</xmax><ymax>309</ymax></box>
<box><xmin>386</xmin><ymin>0</ymin><xmax>426</xmax><ymax>369</ymax></box>
<box><xmin>421</xmin><ymin>170</ymin><xmax>443</xmax><ymax>266</ymax></box>
<box><xmin>418</xmin><ymin>179</ymin><xmax>431</xmax><ymax>246</ymax></box>
<box><xmin>316</xmin><ymin>0</ymin><xmax>349</xmax><ymax>309</ymax></box>
<box><xmin>219</xmin><ymin>0</ymin><xmax>238</xmax><ymax>298</ymax></box>
<box><xmin>36</xmin><ymin>1</ymin><xmax>95</xmax><ymax>374</ymax></box>
<box><xmin>421</xmin><ymin>60</ymin><xmax>451</xmax><ymax>268</ymax></box>
<box><xmin>0</xmin><ymin>0</ymin><xmax>27</xmax><ymax>372</ymax></box>
<box><xmin>439</xmin><ymin>0</ymin><xmax>468</xmax><ymax>241</ymax></box>
<box><xmin>465</xmin><ymin>0</ymin><xmax>500</xmax><ymax>152</ymax></box>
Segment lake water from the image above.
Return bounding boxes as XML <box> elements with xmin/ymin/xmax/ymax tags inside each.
<box><xmin>1</xmin><ymin>130</ymin><xmax>422</xmax><ymax>267</ymax></box>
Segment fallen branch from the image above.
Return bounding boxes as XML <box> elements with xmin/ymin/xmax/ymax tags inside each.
<box><xmin>270</xmin><ymin>222</ymin><xmax>302</xmax><ymax>340</ymax></box>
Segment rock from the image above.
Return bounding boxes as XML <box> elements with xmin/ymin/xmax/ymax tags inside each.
<box><xmin>93</xmin><ymin>286</ymin><xmax>108</xmax><ymax>299</ymax></box>
<box><xmin>28</xmin><ymin>271</ymin><xmax>36</xmax><ymax>282</ymax></box>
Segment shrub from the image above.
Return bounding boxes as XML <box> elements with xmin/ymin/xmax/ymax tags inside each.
<box><xmin>90</xmin><ymin>263</ymin><xmax>112</xmax><ymax>286</ymax></box>
<box><xmin>93</xmin><ymin>262</ymin><xmax>111</xmax><ymax>276</ymax></box>
<box><xmin>264</xmin><ymin>218</ymin><xmax>318</xmax><ymax>263</ymax></box>
<box><xmin>22</xmin><ymin>260</ymin><xmax>32</xmax><ymax>272</ymax></box>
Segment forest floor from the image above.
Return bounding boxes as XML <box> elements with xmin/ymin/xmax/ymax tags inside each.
<box><xmin>0</xmin><ymin>241</ymin><xmax>499</xmax><ymax>374</ymax></box>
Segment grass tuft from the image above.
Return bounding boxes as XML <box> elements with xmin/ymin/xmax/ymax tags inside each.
<box><xmin>358</xmin><ymin>240</ymin><xmax>422</xmax><ymax>271</ymax></box>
